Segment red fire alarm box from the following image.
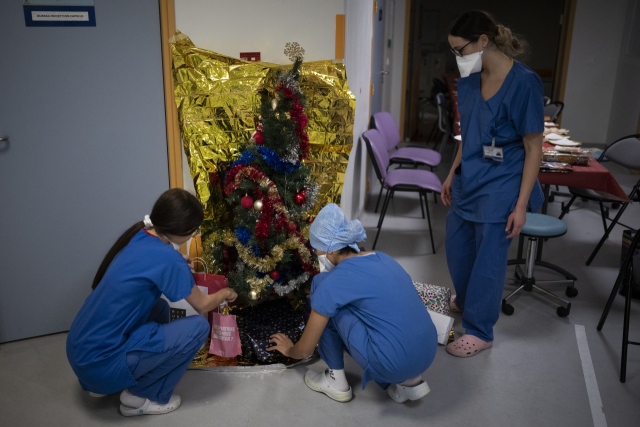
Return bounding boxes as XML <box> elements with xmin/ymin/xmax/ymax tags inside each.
<box><xmin>240</xmin><ymin>52</ymin><xmax>261</xmax><ymax>62</ymax></box>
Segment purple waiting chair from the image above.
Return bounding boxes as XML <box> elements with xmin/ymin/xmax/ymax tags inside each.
<box><xmin>363</xmin><ymin>128</ymin><xmax>442</xmax><ymax>253</ymax></box>
<box><xmin>372</xmin><ymin>111</ymin><xmax>442</xmax><ymax>210</ymax></box>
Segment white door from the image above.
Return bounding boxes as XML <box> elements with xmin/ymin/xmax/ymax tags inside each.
<box><xmin>0</xmin><ymin>0</ymin><xmax>171</xmax><ymax>342</ymax></box>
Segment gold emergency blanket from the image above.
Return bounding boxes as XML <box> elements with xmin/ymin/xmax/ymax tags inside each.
<box><xmin>170</xmin><ymin>32</ymin><xmax>355</xmax><ymax>225</ymax></box>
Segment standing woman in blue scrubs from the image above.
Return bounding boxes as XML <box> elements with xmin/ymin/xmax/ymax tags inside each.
<box><xmin>440</xmin><ymin>11</ymin><xmax>544</xmax><ymax>357</ymax></box>
<box><xmin>267</xmin><ymin>204</ymin><xmax>436</xmax><ymax>403</ymax></box>
<box><xmin>67</xmin><ymin>189</ymin><xmax>237</xmax><ymax>416</ymax></box>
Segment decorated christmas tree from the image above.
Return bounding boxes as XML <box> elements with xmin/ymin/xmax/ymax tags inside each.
<box><xmin>201</xmin><ymin>56</ymin><xmax>319</xmax><ymax>304</ymax></box>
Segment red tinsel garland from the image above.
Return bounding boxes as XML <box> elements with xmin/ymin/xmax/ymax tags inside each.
<box><xmin>223</xmin><ymin>163</ymin><xmax>317</xmax><ymax>275</ymax></box>
<box><xmin>275</xmin><ymin>83</ymin><xmax>310</xmax><ymax>160</ymax></box>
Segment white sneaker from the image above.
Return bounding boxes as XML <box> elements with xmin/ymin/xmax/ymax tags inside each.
<box><xmin>119</xmin><ymin>395</ymin><xmax>182</xmax><ymax>416</ymax></box>
<box><xmin>387</xmin><ymin>381</ymin><xmax>430</xmax><ymax>403</ymax></box>
<box><xmin>304</xmin><ymin>369</ymin><xmax>353</xmax><ymax>402</ymax></box>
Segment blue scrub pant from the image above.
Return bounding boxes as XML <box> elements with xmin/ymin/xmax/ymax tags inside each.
<box><xmin>445</xmin><ymin>210</ymin><xmax>512</xmax><ymax>342</ymax></box>
<box><xmin>125</xmin><ymin>299</ymin><xmax>209</xmax><ymax>404</ymax></box>
<box><xmin>319</xmin><ymin>309</ymin><xmax>409</xmax><ymax>390</ymax></box>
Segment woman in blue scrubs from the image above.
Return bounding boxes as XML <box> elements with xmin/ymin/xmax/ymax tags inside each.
<box><xmin>440</xmin><ymin>11</ymin><xmax>544</xmax><ymax>357</ymax></box>
<box><xmin>267</xmin><ymin>204</ymin><xmax>437</xmax><ymax>403</ymax></box>
<box><xmin>66</xmin><ymin>189</ymin><xmax>237</xmax><ymax>416</ymax></box>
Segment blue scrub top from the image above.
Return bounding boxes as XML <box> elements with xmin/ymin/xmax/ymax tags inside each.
<box><xmin>453</xmin><ymin>60</ymin><xmax>545</xmax><ymax>223</ymax></box>
<box><xmin>66</xmin><ymin>230</ymin><xmax>194</xmax><ymax>394</ymax></box>
<box><xmin>310</xmin><ymin>252</ymin><xmax>436</xmax><ymax>388</ymax></box>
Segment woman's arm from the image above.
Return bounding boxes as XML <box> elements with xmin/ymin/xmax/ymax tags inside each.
<box><xmin>185</xmin><ymin>285</ymin><xmax>238</xmax><ymax>314</ymax></box>
<box><xmin>441</xmin><ymin>139</ymin><xmax>463</xmax><ymax>206</ymax></box>
<box><xmin>267</xmin><ymin>309</ymin><xmax>330</xmax><ymax>359</ymax></box>
<box><xmin>506</xmin><ymin>131</ymin><xmax>543</xmax><ymax>238</ymax></box>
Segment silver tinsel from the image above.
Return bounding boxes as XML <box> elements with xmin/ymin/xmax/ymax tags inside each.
<box><xmin>273</xmin><ymin>272</ymin><xmax>311</xmax><ymax>296</ymax></box>
<box><xmin>302</xmin><ymin>181</ymin><xmax>319</xmax><ymax>213</ymax></box>
<box><xmin>278</xmin><ymin>71</ymin><xmax>301</xmax><ymax>95</ymax></box>
<box><xmin>281</xmin><ymin>145</ymin><xmax>301</xmax><ymax>163</ymax></box>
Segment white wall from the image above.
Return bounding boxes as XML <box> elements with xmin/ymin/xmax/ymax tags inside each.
<box><xmin>343</xmin><ymin>0</ymin><xmax>374</xmax><ymax>220</ymax></box>
<box><xmin>381</xmin><ymin>0</ymin><xmax>407</xmax><ymax>129</ymax></box>
<box><xmin>175</xmin><ymin>0</ymin><xmax>342</xmax><ymax>64</ymax></box>
<box><xmin>562</xmin><ymin>0</ymin><xmax>629</xmax><ymax>144</ymax></box>
<box><xmin>606</xmin><ymin>0</ymin><xmax>640</xmax><ymax>143</ymax></box>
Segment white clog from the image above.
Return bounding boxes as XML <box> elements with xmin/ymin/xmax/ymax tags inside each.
<box><xmin>387</xmin><ymin>381</ymin><xmax>431</xmax><ymax>403</ymax></box>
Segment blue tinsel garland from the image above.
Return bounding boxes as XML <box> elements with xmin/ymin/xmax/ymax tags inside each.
<box><xmin>231</xmin><ymin>150</ymin><xmax>256</xmax><ymax>168</ymax></box>
<box><xmin>235</xmin><ymin>227</ymin><xmax>251</xmax><ymax>246</ymax></box>
<box><xmin>257</xmin><ymin>146</ymin><xmax>300</xmax><ymax>174</ymax></box>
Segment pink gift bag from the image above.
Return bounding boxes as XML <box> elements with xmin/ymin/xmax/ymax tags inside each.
<box><xmin>209</xmin><ymin>304</ymin><xmax>242</xmax><ymax>357</ymax></box>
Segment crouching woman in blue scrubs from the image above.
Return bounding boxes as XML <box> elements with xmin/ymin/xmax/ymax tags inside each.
<box><xmin>66</xmin><ymin>189</ymin><xmax>237</xmax><ymax>416</ymax></box>
<box><xmin>268</xmin><ymin>204</ymin><xmax>437</xmax><ymax>403</ymax></box>
<box><xmin>441</xmin><ymin>11</ymin><xmax>544</xmax><ymax>357</ymax></box>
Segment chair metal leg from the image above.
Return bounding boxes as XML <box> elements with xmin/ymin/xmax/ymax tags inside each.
<box><xmin>419</xmin><ymin>192</ymin><xmax>425</xmax><ymax>219</ymax></box>
<box><xmin>597</xmin><ymin>267</ymin><xmax>626</xmax><ymax>331</ymax></box>
<box><xmin>373</xmin><ymin>189</ymin><xmax>393</xmax><ymax>250</ymax></box>
<box><xmin>621</xmin><ymin>272</ymin><xmax>632</xmax><ymax>383</ymax></box>
<box><xmin>598</xmin><ymin>201</ymin><xmax>608</xmax><ymax>234</ymax></box>
<box><xmin>597</xmin><ymin>227</ymin><xmax>640</xmax><ymax>330</ymax></box>
<box><xmin>558</xmin><ymin>194</ymin><xmax>577</xmax><ymax>220</ymax></box>
<box><xmin>587</xmin><ymin>201</ymin><xmax>630</xmax><ymax>266</ymax></box>
<box><xmin>377</xmin><ymin>189</ymin><xmax>390</xmax><ymax>229</ymax></box>
<box><xmin>423</xmin><ymin>191</ymin><xmax>436</xmax><ymax>254</ymax></box>
<box><xmin>374</xmin><ymin>183</ymin><xmax>384</xmax><ymax>213</ymax></box>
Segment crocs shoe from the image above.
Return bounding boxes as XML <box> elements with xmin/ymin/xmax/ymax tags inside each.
<box><xmin>387</xmin><ymin>381</ymin><xmax>431</xmax><ymax>403</ymax></box>
<box><xmin>119</xmin><ymin>395</ymin><xmax>182</xmax><ymax>417</ymax></box>
<box><xmin>304</xmin><ymin>369</ymin><xmax>352</xmax><ymax>402</ymax></box>
<box><xmin>450</xmin><ymin>295</ymin><xmax>462</xmax><ymax>313</ymax></box>
<box><xmin>446</xmin><ymin>335</ymin><xmax>492</xmax><ymax>358</ymax></box>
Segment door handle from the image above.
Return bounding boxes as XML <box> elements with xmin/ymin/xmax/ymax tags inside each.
<box><xmin>380</xmin><ymin>71</ymin><xmax>389</xmax><ymax>75</ymax></box>
<box><xmin>0</xmin><ymin>137</ymin><xmax>8</xmax><ymax>142</ymax></box>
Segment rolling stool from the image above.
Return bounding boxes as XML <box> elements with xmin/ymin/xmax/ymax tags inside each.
<box><xmin>502</xmin><ymin>213</ymin><xmax>578</xmax><ymax>318</ymax></box>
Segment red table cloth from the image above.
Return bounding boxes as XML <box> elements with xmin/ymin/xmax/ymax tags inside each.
<box><xmin>540</xmin><ymin>143</ymin><xmax>629</xmax><ymax>202</ymax></box>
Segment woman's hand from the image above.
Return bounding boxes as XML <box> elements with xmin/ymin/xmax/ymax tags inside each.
<box><xmin>225</xmin><ymin>288</ymin><xmax>238</xmax><ymax>303</ymax></box>
<box><xmin>441</xmin><ymin>174</ymin><xmax>454</xmax><ymax>206</ymax></box>
<box><xmin>267</xmin><ymin>333</ymin><xmax>295</xmax><ymax>358</ymax></box>
<box><xmin>182</xmin><ymin>254</ymin><xmax>195</xmax><ymax>269</ymax></box>
<box><xmin>506</xmin><ymin>205</ymin><xmax>527</xmax><ymax>239</ymax></box>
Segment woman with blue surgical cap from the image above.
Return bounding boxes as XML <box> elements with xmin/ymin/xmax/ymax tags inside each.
<box><xmin>267</xmin><ymin>204</ymin><xmax>437</xmax><ymax>403</ymax></box>
<box><xmin>441</xmin><ymin>11</ymin><xmax>544</xmax><ymax>357</ymax></box>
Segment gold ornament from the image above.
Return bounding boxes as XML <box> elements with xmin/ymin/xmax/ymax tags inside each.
<box><xmin>271</xmin><ymin>98</ymin><xmax>278</xmax><ymax>110</ymax></box>
<box><xmin>253</xmin><ymin>200</ymin><xmax>263</xmax><ymax>211</ymax></box>
<box><xmin>284</xmin><ymin>42</ymin><xmax>305</xmax><ymax>62</ymax></box>
<box><xmin>249</xmin><ymin>290</ymin><xmax>258</xmax><ymax>300</ymax></box>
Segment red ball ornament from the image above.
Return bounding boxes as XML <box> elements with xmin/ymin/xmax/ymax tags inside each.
<box><xmin>294</xmin><ymin>189</ymin><xmax>307</xmax><ymax>205</ymax></box>
<box><xmin>241</xmin><ymin>194</ymin><xmax>254</xmax><ymax>209</ymax></box>
<box><xmin>253</xmin><ymin>132</ymin><xmax>263</xmax><ymax>144</ymax></box>
<box><xmin>307</xmin><ymin>216</ymin><xmax>315</xmax><ymax>224</ymax></box>
<box><xmin>269</xmin><ymin>271</ymin><xmax>280</xmax><ymax>280</ymax></box>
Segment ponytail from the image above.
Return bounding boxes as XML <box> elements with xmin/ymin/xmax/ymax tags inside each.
<box><xmin>92</xmin><ymin>188</ymin><xmax>204</xmax><ymax>290</ymax></box>
<box><xmin>450</xmin><ymin>11</ymin><xmax>529</xmax><ymax>60</ymax></box>
<box><xmin>494</xmin><ymin>24</ymin><xmax>528</xmax><ymax>58</ymax></box>
<box><xmin>92</xmin><ymin>221</ymin><xmax>145</xmax><ymax>289</ymax></box>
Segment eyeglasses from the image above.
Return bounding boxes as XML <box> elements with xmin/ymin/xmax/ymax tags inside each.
<box><xmin>450</xmin><ymin>40</ymin><xmax>474</xmax><ymax>57</ymax></box>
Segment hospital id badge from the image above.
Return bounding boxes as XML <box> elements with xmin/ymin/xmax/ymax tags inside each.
<box><xmin>483</xmin><ymin>138</ymin><xmax>503</xmax><ymax>162</ymax></box>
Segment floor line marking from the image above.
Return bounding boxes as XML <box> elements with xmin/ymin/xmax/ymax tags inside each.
<box><xmin>575</xmin><ymin>324</ymin><xmax>608</xmax><ymax>427</ymax></box>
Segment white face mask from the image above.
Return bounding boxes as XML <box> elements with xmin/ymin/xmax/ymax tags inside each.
<box><xmin>318</xmin><ymin>254</ymin><xmax>335</xmax><ymax>273</ymax></box>
<box><xmin>162</xmin><ymin>235</ymin><xmax>181</xmax><ymax>251</ymax></box>
<box><xmin>455</xmin><ymin>50</ymin><xmax>483</xmax><ymax>78</ymax></box>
